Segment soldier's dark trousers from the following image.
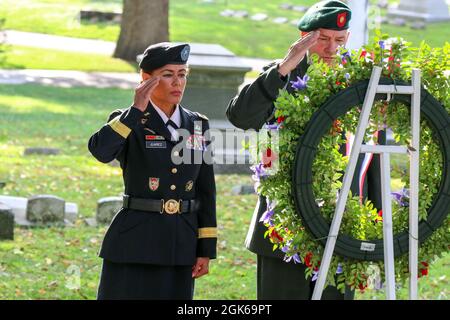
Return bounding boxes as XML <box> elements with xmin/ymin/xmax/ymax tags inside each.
<box><xmin>257</xmin><ymin>255</ymin><xmax>355</xmax><ymax>300</ymax></box>
<box><xmin>97</xmin><ymin>259</ymin><xmax>194</xmax><ymax>300</ymax></box>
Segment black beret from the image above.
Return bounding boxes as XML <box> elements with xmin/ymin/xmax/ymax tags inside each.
<box><xmin>139</xmin><ymin>42</ymin><xmax>190</xmax><ymax>72</ymax></box>
<box><xmin>297</xmin><ymin>0</ymin><xmax>351</xmax><ymax>32</ymax></box>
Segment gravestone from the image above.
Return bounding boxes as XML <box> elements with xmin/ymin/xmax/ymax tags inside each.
<box><xmin>26</xmin><ymin>195</ymin><xmax>65</xmax><ymax>224</ymax></box>
<box><xmin>0</xmin><ymin>195</ymin><xmax>77</xmax><ymax>226</ymax></box>
<box><xmin>387</xmin><ymin>0</ymin><xmax>450</xmax><ymax>22</ymax></box>
<box><xmin>378</xmin><ymin>16</ymin><xmax>388</xmax><ymax>25</ymax></box>
<box><xmin>96</xmin><ymin>197</ymin><xmax>122</xmax><ymax>224</ymax></box>
<box><xmin>410</xmin><ymin>21</ymin><xmax>426</xmax><ymax>29</ymax></box>
<box><xmin>280</xmin><ymin>4</ymin><xmax>292</xmax><ymax>10</ymax></box>
<box><xmin>292</xmin><ymin>6</ymin><xmax>308</xmax><ymax>12</ymax></box>
<box><xmin>233</xmin><ymin>11</ymin><xmax>249</xmax><ymax>18</ymax></box>
<box><xmin>24</xmin><ymin>148</ymin><xmax>60</xmax><ymax>156</ymax></box>
<box><xmin>391</xmin><ymin>18</ymin><xmax>407</xmax><ymax>26</ymax></box>
<box><xmin>251</xmin><ymin>13</ymin><xmax>268</xmax><ymax>21</ymax></box>
<box><xmin>273</xmin><ymin>17</ymin><xmax>288</xmax><ymax>24</ymax></box>
<box><xmin>220</xmin><ymin>10</ymin><xmax>235</xmax><ymax>17</ymax></box>
<box><xmin>231</xmin><ymin>185</ymin><xmax>255</xmax><ymax>195</ymax></box>
<box><xmin>0</xmin><ymin>203</ymin><xmax>14</xmax><ymax>240</ymax></box>
<box><xmin>377</xmin><ymin>0</ymin><xmax>389</xmax><ymax>9</ymax></box>
<box><xmin>79</xmin><ymin>10</ymin><xmax>122</xmax><ymax>23</ymax></box>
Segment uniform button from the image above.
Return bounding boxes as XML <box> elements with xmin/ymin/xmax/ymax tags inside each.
<box><xmin>171</xmin><ymin>168</ymin><xmax>178</xmax><ymax>174</ymax></box>
<box><xmin>170</xmin><ymin>185</ymin><xmax>176</xmax><ymax>190</ymax></box>
<box><xmin>173</xmin><ymin>151</ymin><xmax>179</xmax><ymax>157</ymax></box>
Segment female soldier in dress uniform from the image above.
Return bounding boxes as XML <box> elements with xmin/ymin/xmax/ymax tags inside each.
<box><xmin>88</xmin><ymin>42</ymin><xmax>217</xmax><ymax>300</ymax></box>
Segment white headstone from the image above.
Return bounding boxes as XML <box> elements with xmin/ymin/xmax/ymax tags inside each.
<box><xmin>273</xmin><ymin>17</ymin><xmax>288</xmax><ymax>24</ymax></box>
<box><xmin>233</xmin><ymin>11</ymin><xmax>249</xmax><ymax>18</ymax></box>
<box><xmin>280</xmin><ymin>4</ymin><xmax>292</xmax><ymax>10</ymax></box>
<box><xmin>251</xmin><ymin>13</ymin><xmax>268</xmax><ymax>21</ymax></box>
<box><xmin>292</xmin><ymin>6</ymin><xmax>308</xmax><ymax>12</ymax></box>
<box><xmin>220</xmin><ymin>9</ymin><xmax>234</xmax><ymax>17</ymax></box>
<box><xmin>387</xmin><ymin>0</ymin><xmax>450</xmax><ymax>22</ymax></box>
<box><xmin>0</xmin><ymin>195</ymin><xmax>77</xmax><ymax>226</ymax></box>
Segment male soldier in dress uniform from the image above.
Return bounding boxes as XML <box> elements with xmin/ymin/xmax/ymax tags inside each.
<box><xmin>227</xmin><ymin>0</ymin><xmax>384</xmax><ymax>299</ymax></box>
<box><xmin>88</xmin><ymin>43</ymin><xmax>217</xmax><ymax>299</ymax></box>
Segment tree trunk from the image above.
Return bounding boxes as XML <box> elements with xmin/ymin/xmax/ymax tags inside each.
<box><xmin>114</xmin><ymin>0</ymin><xmax>169</xmax><ymax>62</ymax></box>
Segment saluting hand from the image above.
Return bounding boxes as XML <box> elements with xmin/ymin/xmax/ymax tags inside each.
<box><xmin>192</xmin><ymin>257</ymin><xmax>210</xmax><ymax>279</ymax></box>
<box><xmin>132</xmin><ymin>76</ymin><xmax>160</xmax><ymax>112</ymax></box>
<box><xmin>278</xmin><ymin>30</ymin><xmax>320</xmax><ymax>77</ymax></box>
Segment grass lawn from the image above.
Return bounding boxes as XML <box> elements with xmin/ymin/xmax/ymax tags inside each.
<box><xmin>0</xmin><ymin>0</ymin><xmax>449</xmax><ymax>62</ymax></box>
<box><xmin>0</xmin><ymin>83</ymin><xmax>448</xmax><ymax>300</ymax></box>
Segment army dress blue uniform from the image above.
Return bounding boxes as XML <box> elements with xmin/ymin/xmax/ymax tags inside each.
<box><xmin>88</xmin><ymin>98</ymin><xmax>217</xmax><ymax>299</ymax></box>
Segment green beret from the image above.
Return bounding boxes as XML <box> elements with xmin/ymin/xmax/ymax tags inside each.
<box><xmin>139</xmin><ymin>42</ymin><xmax>190</xmax><ymax>72</ymax></box>
<box><xmin>297</xmin><ymin>0</ymin><xmax>351</xmax><ymax>32</ymax></box>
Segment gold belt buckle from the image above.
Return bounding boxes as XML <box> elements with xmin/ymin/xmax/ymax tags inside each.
<box><xmin>163</xmin><ymin>199</ymin><xmax>181</xmax><ymax>214</ymax></box>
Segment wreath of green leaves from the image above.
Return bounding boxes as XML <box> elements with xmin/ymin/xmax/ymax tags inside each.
<box><xmin>256</xmin><ymin>34</ymin><xmax>450</xmax><ymax>292</ymax></box>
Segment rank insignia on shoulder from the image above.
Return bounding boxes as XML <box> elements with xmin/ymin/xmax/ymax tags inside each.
<box><xmin>195</xmin><ymin>112</ymin><xmax>209</xmax><ymax>121</ymax></box>
<box><xmin>149</xmin><ymin>177</ymin><xmax>159</xmax><ymax>191</ymax></box>
<box><xmin>185</xmin><ymin>180</ymin><xmax>194</xmax><ymax>192</ymax></box>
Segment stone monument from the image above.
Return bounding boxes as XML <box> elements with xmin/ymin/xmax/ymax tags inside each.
<box><xmin>96</xmin><ymin>196</ymin><xmax>122</xmax><ymax>224</ymax></box>
<box><xmin>387</xmin><ymin>0</ymin><xmax>450</xmax><ymax>22</ymax></box>
<box><xmin>0</xmin><ymin>203</ymin><xmax>14</xmax><ymax>240</ymax></box>
<box><xmin>26</xmin><ymin>195</ymin><xmax>65</xmax><ymax>224</ymax></box>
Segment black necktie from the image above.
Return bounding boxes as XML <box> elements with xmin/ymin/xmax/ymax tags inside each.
<box><xmin>166</xmin><ymin>119</ymin><xmax>179</xmax><ymax>130</ymax></box>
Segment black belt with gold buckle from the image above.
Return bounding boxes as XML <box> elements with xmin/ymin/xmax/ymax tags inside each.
<box><xmin>122</xmin><ymin>195</ymin><xmax>197</xmax><ymax>214</ymax></box>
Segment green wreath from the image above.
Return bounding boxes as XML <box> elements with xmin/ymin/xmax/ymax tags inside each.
<box><xmin>254</xmin><ymin>34</ymin><xmax>450</xmax><ymax>292</ymax></box>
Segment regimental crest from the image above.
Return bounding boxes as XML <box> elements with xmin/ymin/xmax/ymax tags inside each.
<box><xmin>185</xmin><ymin>180</ymin><xmax>193</xmax><ymax>192</ymax></box>
<box><xmin>149</xmin><ymin>177</ymin><xmax>160</xmax><ymax>191</ymax></box>
<box><xmin>337</xmin><ymin>12</ymin><xmax>347</xmax><ymax>28</ymax></box>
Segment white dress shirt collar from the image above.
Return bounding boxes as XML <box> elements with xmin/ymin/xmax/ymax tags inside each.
<box><xmin>150</xmin><ymin>100</ymin><xmax>181</xmax><ymax>141</ymax></box>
